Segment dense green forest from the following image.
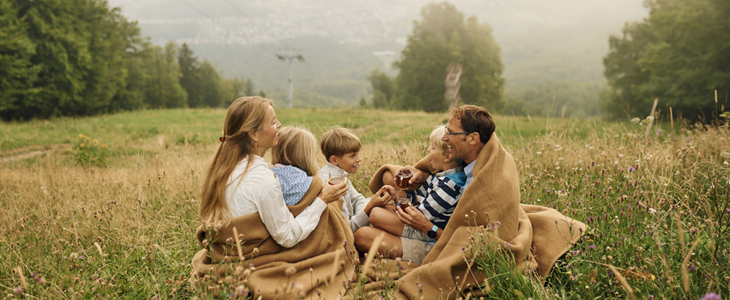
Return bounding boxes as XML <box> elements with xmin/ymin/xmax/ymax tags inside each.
<box><xmin>0</xmin><ymin>0</ymin><xmax>254</xmax><ymax>120</ymax></box>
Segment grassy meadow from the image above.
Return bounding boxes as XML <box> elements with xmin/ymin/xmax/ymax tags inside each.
<box><xmin>0</xmin><ymin>108</ymin><xmax>728</xmax><ymax>299</ymax></box>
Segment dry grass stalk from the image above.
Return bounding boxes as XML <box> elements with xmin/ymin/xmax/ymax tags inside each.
<box><xmin>14</xmin><ymin>266</ymin><xmax>28</xmax><ymax>289</ymax></box>
<box><xmin>94</xmin><ymin>242</ymin><xmax>104</xmax><ymax>257</ymax></box>
<box><xmin>607</xmin><ymin>265</ymin><xmax>636</xmax><ymax>300</ymax></box>
<box><xmin>460</xmin><ymin>253</ymin><xmax>478</xmax><ymax>291</ymax></box>
<box><xmin>675</xmin><ymin>213</ymin><xmax>685</xmax><ymax>257</ymax></box>
<box><xmin>153</xmin><ymin>244</ymin><xmax>168</xmax><ymax>257</ymax></box>
<box><xmin>361</xmin><ymin>232</ymin><xmax>386</xmax><ymax>277</ymax></box>
<box><xmin>232</xmin><ymin>227</ymin><xmax>243</xmax><ymax>261</ymax></box>
<box><xmin>682</xmin><ymin>237</ymin><xmax>702</xmax><ymax>293</ymax></box>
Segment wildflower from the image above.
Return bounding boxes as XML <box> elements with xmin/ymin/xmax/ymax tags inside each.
<box><xmin>687</xmin><ymin>263</ymin><xmax>696</xmax><ymax>272</ymax></box>
<box><xmin>699</xmin><ymin>293</ymin><xmax>721</xmax><ymax>300</ymax></box>
<box><xmin>285</xmin><ymin>266</ymin><xmax>297</xmax><ymax>276</ymax></box>
<box><xmin>80</xmin><ymin>143</ymin><xmax>85</xmax><ymax>148</ymax></box>
<box><xmin>589</xmin><ymin>245</ymin><xmax>595</xmax><ymax>250</ymax></box>
<box><xmin>13</xmin><ymin>287</ymin><xmax>23</xmax><ymax>295</ymax></box>
<box><xmin>631</xmin><ymin>118</ymin><xmax>640</xmax><ymax>124</ymax></box>
<box><xmin>628</xmin><ymin>167</ymin><xmax>635</xmax><ymax>172</ymax></box>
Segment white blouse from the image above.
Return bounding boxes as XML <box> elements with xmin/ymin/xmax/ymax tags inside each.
<box><xmin>226</xmin><ymin>156</ymin><xmax>327</xmax><ymax>248</ymax></box>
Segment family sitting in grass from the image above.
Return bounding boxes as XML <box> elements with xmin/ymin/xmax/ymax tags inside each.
<box><xmin>190</xmin><ymin>97</ymin><xmax>586</xmax><ymax>299</ymax></box>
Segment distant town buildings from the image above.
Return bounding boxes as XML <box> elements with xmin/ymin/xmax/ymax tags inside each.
<box><xmin>139</xmin><ymin>6</ymin><xmax>408</xmax><ymax>46</ymax></box>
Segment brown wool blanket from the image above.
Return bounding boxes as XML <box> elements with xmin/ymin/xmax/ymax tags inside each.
<box><xmin>190</xmin><ymin>176</ymin><xmax>358</xmax><ymax>299</ymax></box>
<box><xmin>361</xmin><ymin>134</ymin><xmax>587</xmax><ymax>299</ymax></box>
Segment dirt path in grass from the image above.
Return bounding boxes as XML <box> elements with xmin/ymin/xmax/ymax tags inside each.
<box><xmin>0</xmin><ymin>144</ymin><xmax>71</xmax><ymax>163</ymax></box>
<box><xmin>354</xmin><ymin>120</ymin><xmax>382</xmax><ymax>134</ymax></box>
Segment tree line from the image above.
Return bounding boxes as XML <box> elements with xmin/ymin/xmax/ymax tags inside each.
<box><xmin>366</xmin><ymin>1</ymin><xmax>729</xmax><ymax>120</ymax></box>
<box><xmin>0</xmin><ymin>0</ymin><xmax>259</xmax><ymax>120</ymax></box>
<box><xmin>601</xmin><ymin>0</ymin><xmax>729</xmax><ymax>121</ymax></box>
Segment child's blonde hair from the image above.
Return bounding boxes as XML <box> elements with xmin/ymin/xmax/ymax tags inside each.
<box><xmin>271</xmin><ymin>127</ymin><xmax>320</xmax><ymax>176</ymax></box>
<box><xmin>319</xmin><ymin>126</ymin><xmax>361</xmax><ymax>161</ymax></box>
<box><xmin>430</xmin><ymin>125</ymin><xmax>449</xmax><ymax>154</ymax></box>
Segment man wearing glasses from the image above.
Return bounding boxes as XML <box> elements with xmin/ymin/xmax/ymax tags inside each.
<box><xmin>405</xmin><ymin>104</ymin><xmax>494</xmax><ymax>189</ymax></box>
<box><xmin>439</xmin><ymin>105</ymin><xmax>494</xmax><ymax>190</ymax></box>
<box><xmin>364</xmin><ymin>104</ymin><xmax>585</xmax><ymax>296</ymax></box>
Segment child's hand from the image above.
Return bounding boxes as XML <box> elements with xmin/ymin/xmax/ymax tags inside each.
<box><xmin>319</xmin><ymin>178</ymin><xmax>348</xmax><ymax>204</ymax></box>
<box><xmin>365</xmin><ymin>186</ymin><xmax>394</xmax><ymax>215</ymax></box>
<box><xmin>395</xmin><ymin>205</ymin><xmax>432</xmax><ymax>233</ymax></box>
<box><xmin>404</xmin><ymin>166</ymin><xmax>429</xmax><ymax>187</ymax></box>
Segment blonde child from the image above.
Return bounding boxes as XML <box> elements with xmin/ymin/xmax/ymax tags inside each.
<box><xmin>318</xmin><ymin>127</ymin><xmax>393</xmax><ymax>233</ymax></box>
<box><xmin>270</xmin><ymin>127</ymin><xmax>322</xmax><ymax>205</ymax></box>
<box><xmin>353</xmin><ymin>125</ymin><xmax>466</xmax><ymax>264</ymax></box>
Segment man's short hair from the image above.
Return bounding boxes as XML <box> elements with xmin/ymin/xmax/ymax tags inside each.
<box><xmin>448</xmin><ymin>105</ymin><xmax>495</xmax><ymax>144</ymax></box>
<box><xmin>319</xmin><ymin>126</ymin><xmax>362</xmax><ymax>160</ymax></box>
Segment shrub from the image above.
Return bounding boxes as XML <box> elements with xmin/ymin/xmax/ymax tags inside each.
<box><xmin>68</xmin><ymin>134</ymin><xmax>108</xmax><ymax>166</ymax></box>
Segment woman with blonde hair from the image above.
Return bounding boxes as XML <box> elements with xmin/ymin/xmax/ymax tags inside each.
<box><xmin>270</xmin><ymin>126</ymin><xmax>321</xmax><ymax>205</ymax></box>
<box><xmin>199</xmin><ymin>97</ymin><xmax>348</xmax><ymax>247</ymax></box>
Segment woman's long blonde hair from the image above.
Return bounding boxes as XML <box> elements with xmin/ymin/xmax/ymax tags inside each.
<box><xmin>200</xmin><ymin>96</ymin><xmax>273</xmax><ymax>223</ymax></box>
<box><xmin>271</xmin><ymin>127</ymin><xmax>320</xmax><ymax>176</ymax></box>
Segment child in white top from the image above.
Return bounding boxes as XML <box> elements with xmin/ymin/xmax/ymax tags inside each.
<box><xmin>317</xmin><ymin>127</ymin><xmax>393</xmax><ymax>233</ymax></box>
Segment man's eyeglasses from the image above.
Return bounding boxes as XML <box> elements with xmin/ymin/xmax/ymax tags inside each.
<box><xmin>445</xmin><ymin>128</ymin><xmax>470</xmax><ymax>136</ymax></box>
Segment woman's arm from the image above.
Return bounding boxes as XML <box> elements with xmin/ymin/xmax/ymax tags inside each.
<box><xmin>254</xmin><ymin>177</ymin><xmax>328</xmax><ymax>248</ymax></box>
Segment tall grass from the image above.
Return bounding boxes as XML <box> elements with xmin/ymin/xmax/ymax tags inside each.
<box><xmin>0</xmin><ymin>108</ymin><xmax>726</xmax><ymax>299</ymax></box>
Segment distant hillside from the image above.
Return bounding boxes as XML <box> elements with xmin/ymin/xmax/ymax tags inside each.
<box><xmin>109</xmin><ymin>0</ymin><xmax>648</xmax><ymax>109</ymax></box>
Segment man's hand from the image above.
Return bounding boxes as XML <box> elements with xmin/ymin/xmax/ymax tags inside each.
<box><xmin>365</xmin><ymin>185</ymin><xmax>395</xmax><ymax>215</ymax></box>
<box><xmin>394</xmin><ymin>205</ymin><xmax>432</xmax><ymax>233</ymax></box>
<box><xmin>319</xmin><ymin>179</ymin><xmax>348</xmax><ymax>204</ymax></box>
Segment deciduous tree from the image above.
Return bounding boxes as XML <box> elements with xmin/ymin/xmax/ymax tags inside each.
<box><xmin>602</xmin><ymin>0</ymin><xmax>730</xmax><ymax>120</ymax></box>
<box><xmin>393</xmin><ymin>2</ymin><xmax>504</xmax><ymax>112</ymax></box>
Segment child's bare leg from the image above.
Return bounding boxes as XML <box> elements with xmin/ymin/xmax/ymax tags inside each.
<box><xmin>353</xmin><ymin>227</ymin><xmax>403</xmax><ymax>258</ymax></box>
<box><xmin>369</xmin><ymin>206</ymin><xmax>405</xmax><ymax>236</ymax></box>
<box><xmin>382</xmin><ymin>170</ymin><xmax>395</xmax><ymax>187</ymax></box>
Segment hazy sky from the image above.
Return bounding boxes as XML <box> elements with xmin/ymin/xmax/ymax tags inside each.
<box><xmin>107</xmin><ymin>0</ymin><xmax>648</xmax><ymax>39</ymax></box>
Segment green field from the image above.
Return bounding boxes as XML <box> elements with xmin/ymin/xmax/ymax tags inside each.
<box><xmin>1</xmin><ymin>108</ymin><xmax>727</xmax><ymax>299</ymax></box>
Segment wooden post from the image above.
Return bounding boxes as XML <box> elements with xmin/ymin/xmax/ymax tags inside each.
<box><xmin>645</xmin><ymin>98</ymin><xmax>659</xmax><ymax>141</ymax></box>
<box><xmin>445</xmin><ymin>63</ymin><xmax>463</xmax><ymax>109</ymax></box>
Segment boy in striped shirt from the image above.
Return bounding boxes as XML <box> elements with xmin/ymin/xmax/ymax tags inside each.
<box><xmin>354</xmin><ymin>126</ymin><xmax>466</xmax><ymax>264</ymax></box>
